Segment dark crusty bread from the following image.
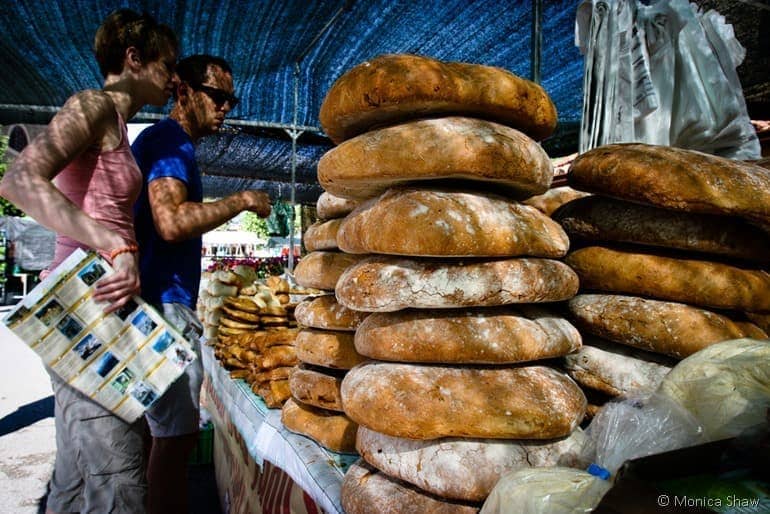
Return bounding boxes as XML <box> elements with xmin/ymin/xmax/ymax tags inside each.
<box><xmin>341</xmin><ymin>461</ymin><xmax>481</xmax><ymax>514</ymax></box>
<box><xmin>335</xmin><ymin>256</ymin><xmax>579</xmax><ymax>312</ymax></box>
<box><xmin>567</xmin><ymin>143</ymin><xmax>770</xmax><ymax>226</ymax></box>
<box><xmin>341</xmin><ymin>362</ymin><xmax>586</xmax><ymax>440</ymax></box>
<box><xmin>565</xmin><ymin>246</ymin><xmax>770</xmax><ymax>312</ymax></box>
<box><xmin>356</xmin><ymin>426</ymin><xmax>586</xmax><ymax>502</ymax></box>
<box><xmin>319</xmin><ymin>53</ymin><xmax>557</xmax><ymax>144</ymax></box>
<box><xmin>294</xmin><ymin>328</ymin><xmax>367</xmax><ymax>370</ymax></box>
<box><xmin>354</xmin><ymin>305</ymin><xmax>581</xmax><ymax>364</ymax></box>
<box><xmin>317</xmin><ymin>117</ymin><xmax>553</xmax><ymax>200</ymax></box>
<box><xmin>554</xmin><ymin>195</ymin><xmax>770</xmax><ymax>263</ymax></box>
<box><xmin>567</xmin><ymin>294</ymin><xmax>758</xmax><ymax>359</ymax></box>
<box><xmin>288</xmin><ymin>366</ymin><xmax>344</xmax><ymax>412</ymax></box>
<box><xmin>523</xmin><ymin>186</ymin><xmax>592</xmax><ymax>216</ymax></box>
<box><xmin>337</xmin><ymin>187</ymin><xmax>569</xmax><ymax>258</ymax></box>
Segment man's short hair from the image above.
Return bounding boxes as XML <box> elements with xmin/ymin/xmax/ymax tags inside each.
<box><xmin>176</xmin><ymin>54</ymin><xmax>232</xmax><ymax>89</ymax></box>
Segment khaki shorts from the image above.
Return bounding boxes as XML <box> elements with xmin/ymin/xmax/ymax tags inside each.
<box><xmin>144</xmin><ymin>303</ymin><xmax>204</xmax><ymax>438</ymax></box>
<box><xmin>47</xmin><ymin>372</ymin><xmax>147</xmax><ymax>514</ymax></box>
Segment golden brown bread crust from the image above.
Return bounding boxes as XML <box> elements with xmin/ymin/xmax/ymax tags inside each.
<box><xmin>522</xmin><ymin>186</ymin><xmax>591</xmax><ymax>216</ymax></box>
<box><xmin>341</xmin><ymin>461</ymin><xmax>481</xmax><ymax>514</ymax></box>
<box><xmin>553</xmin><ymin>196</ymin><xmax>770</xmax><ymax>263</ymax></box>
<box><xmin>341</xmin><ymin>362</ymin><xmax>586</xmax><ymax>440</ymax></box>
<box><xmin>293</xmin><ymin>251</ymin><xmax>369</xmax><ymax>291</ymax></box>
<box><xmin>568</xmin><ymin>294</ymin><xmax>758</xmax><ymax>359</ymax></box>
<box><xmin>303</xmin><ymin>218</ymin><xmax>343</xmax><ymax>252</ymax></box>
<box><xmin>335</xmin><ymin>256</ymin><xmax>579</xmax><ymax>312</ymax></box>
<box><xmin>567</xmin><ymin>143</ymin><xmax>770</xmax><ymax>225</ymax></box>
<box><xmin>354</xmin><ymin>306</ymin><xmax>581</xmax><ymax>364</ymax></box>
<box><xmin>280</xmin><ymin>398</ymin><xmax>357</xmax><ymax>453</ymax></box>
<box><xmin>294</xmin><ymin>328</ymin><xmax>367</xmax><ymax>369</ymax></box>
<box><xmin>565</xmin><ymin>246</ymin><xmax>770</xmax><ymax>312</ymax></box>
<box><xmin>288</xmin><ymin>366</ymin><xmax>344</xmax><ymax>412</ymax></box>
<box><xmin>337</xmin><ymin>188</ymin><xmax>569</xmax><ymax>257</ymax></box>
<box><xmin>316</xmin><ymin>191</ymin><xmax>361</xmax><ymax>219</ymax></box>
<box><xmin>293</xmin><ymin>294</ymin><xmax>369</xmax><ymax>331</ymax></box>
<box><xmin>745</xmin><ymin>312</ymin><xmax>770</xmax><ymax>334</ymax></box>
<box><xmin>320</xmin><ymin>53</ymin><xmax>557</xmax><ymax>144</ymax></box>
<box><xmin>317</xmin><ymin>117</ymin><xmax>553</xmax><ymax>200</ymax></box>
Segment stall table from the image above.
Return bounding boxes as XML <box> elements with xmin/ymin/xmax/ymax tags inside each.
<box><xmin>201</xmin><ymin>343</ymin><xmax>357</xmax><ymax>513</ymax></box>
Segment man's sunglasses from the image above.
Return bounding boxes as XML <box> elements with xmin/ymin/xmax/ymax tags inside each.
<box><xmin>193</xmin><ymin>84</ymin><xmax>240</xmax><ymax>108</ymax></box>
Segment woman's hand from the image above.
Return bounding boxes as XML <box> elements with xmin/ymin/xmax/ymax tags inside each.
<box><xmin>92</xmin><ymin>251</ymin><xmax>141</xmax><ymax>313</ymax></box>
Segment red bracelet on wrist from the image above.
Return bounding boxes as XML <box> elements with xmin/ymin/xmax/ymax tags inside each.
<box><xmin>108</xmin><ymin>244</ymin><xmax>139</xmax><ymax>262</ymax></box>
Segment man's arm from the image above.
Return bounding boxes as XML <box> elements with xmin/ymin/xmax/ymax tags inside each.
<box><xmin>148</xmin><ymin>177</ymin><xmax>271</xmax><ymax>243</ymax></box>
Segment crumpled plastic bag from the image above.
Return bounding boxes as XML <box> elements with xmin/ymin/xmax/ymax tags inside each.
<box><xmin>480</xmin><ymin>467</ymin><xmax>611</xmax><ymax>514</ymax></box>
<box><xmin>658</xmin><ymin>338</ymin><xmax>770</xmax><ymax>441</ymax></box>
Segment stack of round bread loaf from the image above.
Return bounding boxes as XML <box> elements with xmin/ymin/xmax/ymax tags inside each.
<box><xmin>554</xmin><ymin>143</ymin><xmax>770</xmax><ymax>407</ymax></box>
<box><xmin>283</xmin><ymin>192</ymin><xmax>368</xmax><ymax>453</ymax></box>
<box><xmin>200</xmin><ymin>269</ymin><xmax>305</xmax><ymax>408</ymax></box>
<box><xmin>311</xmin><ymin>53</ymin><xmax>590</xmax><ymax>513</ymax></box>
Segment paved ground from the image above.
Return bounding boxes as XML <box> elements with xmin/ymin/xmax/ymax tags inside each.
<box><xmin>0</xmin><ymin>306</ymin><xmax>221</xmax><ymax>514</ymax></box>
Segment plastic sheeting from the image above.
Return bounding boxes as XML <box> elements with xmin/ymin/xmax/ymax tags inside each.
<box><xmin>0</xmin><ymin>216</ymin><xmax>55</xmax><ymax>271</ymax></box>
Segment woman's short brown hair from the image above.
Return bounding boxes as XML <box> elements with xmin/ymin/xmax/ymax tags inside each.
<box><xmin>93</xmin><ymin>9</ymin><xmax>178</xmax><ymax>78</ymax></box>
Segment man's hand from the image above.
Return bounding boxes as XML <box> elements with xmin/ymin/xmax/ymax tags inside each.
<box><xmin>242</xmin><ymin>190</ymin><xmax>271</xmax><ymax>218</ymax></box>
<box><xmin>93</xmin><ymin>252</ymin><xmax>141</xmax><ymax>313</ymax></box>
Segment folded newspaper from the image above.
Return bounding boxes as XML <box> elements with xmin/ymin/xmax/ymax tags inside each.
<box><xmin>2</xmin><ymin>248</ymin><xmax>197</xmax><ymax>422</ymax></box>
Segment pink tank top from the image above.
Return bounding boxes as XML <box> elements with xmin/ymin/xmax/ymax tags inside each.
<box><xmin>50</xmin><ymin>111</ymin><xmax>142</xmax><ymax>269</ymax></box>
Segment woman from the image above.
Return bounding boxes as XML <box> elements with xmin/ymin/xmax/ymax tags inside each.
<box><xmin>0</xmin><ymin>10</ymin><xmax>178</xmax><ymax>513</ymax></box>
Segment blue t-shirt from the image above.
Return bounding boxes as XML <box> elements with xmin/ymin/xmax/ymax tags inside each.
<box><xmin>132</xmin><ymin>118</ymin><xmax>202</xmax><ymax>308</ymax></box>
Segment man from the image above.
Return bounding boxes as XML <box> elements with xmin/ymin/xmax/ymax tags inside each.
<box><xmin>131</xmin><ymin>54</ymin><xmax>271</xmax><ymax>514</ymax></box>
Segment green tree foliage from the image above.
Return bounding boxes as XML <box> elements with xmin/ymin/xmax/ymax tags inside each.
<box><xmin>240</xmin><ymin>212</ymin><xmax>270</xmax><ymax>239</ymax></box>
<box><xmin>0</xmin><ymin>134</ymin><xmax>24</xmax><ymax>217</ymax></box>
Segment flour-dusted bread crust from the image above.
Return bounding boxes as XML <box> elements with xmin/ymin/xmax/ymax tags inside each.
<box><xmin>523</xmin><ymin>186</ymin><xmax>592</xmax><ymax>216</ymax></box>
<box><xmin>293</xmin><ymin>294</ymin><xmax>369</xmax><ymax>331</ymax></box>
<box><xmin>319</xmin><ymin>53</ymin><xmax>557</xmax><ymax>144</ymax></box>
<box><xmin>337</xmin><ymin>187</ymin><xmax>569</xmax><ymax>258</ymax></box>
<box><xmin>356</xmin><ymin>426</ymin><xmax>587</xmax><ymax>502</ymax></box>
<box><xmin>318</xmin><ymin>117</ymin><xmax>553</xmax><ymax>200</ymax></box>
<box><xmin>303</xmin><ymin>219</ymin><xmax>343</xmax><ymax>252</ymax></box>
<box><xmin>568</xmin><ymin>294</ymin><xmax>755</xmax><ymax>359</ymax></box>
<box><xmin>316</xmin><ymin>191</ymin><xmax>361</xmax><ymax>219</ymax></box>
<box><xmin>341</xmin><ymin>460</ymin><xmax>481</xmax><ymax>514</ymax></box>
<box><xmin>288</xmin><ymin>366</ymin><xmax>345</xmax><ymax>412</ymax></box>
<box><xmin>553</xmin><ymin>196</ymin><xmax>770</xmax><ymax>263</ymax></box>
<box><xmin>293</xmin><ymin>251</ymin><xmax>369</xmax><ymax>291</ymax></box>
<box><xmin>336</xmin><ymin>256</ymin><xmax>579</xmax><ymax>312</ymax></box>
<box><xmin>281</xmin><ymin>398</ymin><xmax>357</xmax><ymax>453</ymax></box>
<box><xmin>565</xmin><ymin>246</ymin><xmax>770</xmax><ymax>312</ymax></box>
<box><xmin>341</xmin><ymin>362</ymin><xmax>586</xmax><ymax>440</ymax></box>
<box><xmin>567</xmin><ymin>143</ymin><xmax>770</xmax><ymax>226</ymax></box>
<box><xmin>354</xmin><ymin>305</ymin><xmax>581</xmax><ymax>364</ymax></box>
<box><xmin>563</xmin><ymin>335</ymin><xmax>675</xmax><ymax>397</ymax></box>
<box><xmin>294</xmin><ymin>328</ymin><xmax>367</xmax><ymax>369</ymax></box>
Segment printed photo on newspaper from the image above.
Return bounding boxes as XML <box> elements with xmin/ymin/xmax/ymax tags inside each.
<box><xmin>2</xmin><ymin>248</ymin><xmax>197</xmax><ymax>422</ymax></box>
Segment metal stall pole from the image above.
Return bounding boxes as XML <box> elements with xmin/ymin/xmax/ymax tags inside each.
<box><xmin>531</xmin><ymin>0</ymin><xmax>542</xmax><ymax>84</ymax></box>
<box><xmin>284</xmin><ymin>62</ymin><xmax>304</xmax><ymax>275</ymax></box>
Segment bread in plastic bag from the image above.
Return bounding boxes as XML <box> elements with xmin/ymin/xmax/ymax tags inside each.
<box><xmin>480</xmin><ymin>467</ymin><xmax>611</xmax><ymax>514</ymax></box>
<box><xmin>658</xmin><ymin>338</ymin><xmax>770</xmax><ymax>441</ymax></box>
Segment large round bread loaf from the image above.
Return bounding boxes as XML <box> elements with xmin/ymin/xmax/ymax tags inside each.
<box><xmin>293</xmin><ymin>294</ymin><xmax>369</xmax><ymax>331</ymax></box>
<box><xmin>288</xmin><ymin>366</ymin><xmax>344</xmax><ymax>412</ymax></box>
<box><xmin>553</xmin><ymin>196</ymin><xmax>770</xmax><ymax>263</ymax></box>
<box><xmin>316</xmin><ymin>191</ymin><xmax>360</xmax><ymax>219</ymax></box>
<box><xmin>319</xmin><ymin>53</ymin><xmax>557</xmax><ymax>144</ymax></box>
<box><xmin>354</xmin><ymin>306</ymin><xmax>581</xmax><ymax>364</ymax></box>
<box><xmin>317</xmin><ymin>117</ymin><xmax>553</xmax><ymax>200</ymax></box>
<box><xmin>356</xmin><ymin>426</ymin><xmax>587</xmax><ymax>502</ymax></box>
<box><xmin>341</xmin><ymin>461</ymin><xmax>481</xmax><ymax>514</ymax></box>
<box><xmin>565</xmin><ymin>246</ymin><xmax>770</xmax><ymax>312</ymax></box>
<box><xmin>745</xmin><ymin>312</ymin><xmax>770</xmax><ymax>334</ymax></box>
<box><xmin>567</xmin><ymin>143</ymin><xmax>770</xmax><ymax>226</ymax></box>
<box><xmin>293</xmin><ymin>251</ymin><xmax>369</xmax><ymax>291</ymax></box>
<box><xmin>341</xmin><ymin>362</ymin><xmax>586</xmax><ymax>440</ymax></box>
<box><xmin>563</xmin><ymin>335</ymin><xmax>674</xmax><ymax>397</ymax></box>
<box><xmin>337</xmin><ymin>188</ymin><xmax>569</xmax><ymax>257</ymax></box>
<box><xmin>523</xmin><ymin>186</ymin><xmax>592</xmax><ymax>216</ymax></box>
<box><xmin>303</xmin><ymin>219</ymin><xmax>342</xmax><ymax>252</ymax></box>
<box><xmin>568</xmin><ymin>294</ymin><xmax>755</xmax><ymax>359</ymax></box>
<box><xmin>281</xmin><ymin>398</ymin><xmax>357</xmax><ymax>453</ymax></box>
<box><xmin>294</xmin><ymin>328</ymin><xmax>367</xmax><ymax>369</ymax></box>
<box><xmin>335</xmin><ymin>256</ymin><xmax>579</xmax><ymax>312</ymax></box>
